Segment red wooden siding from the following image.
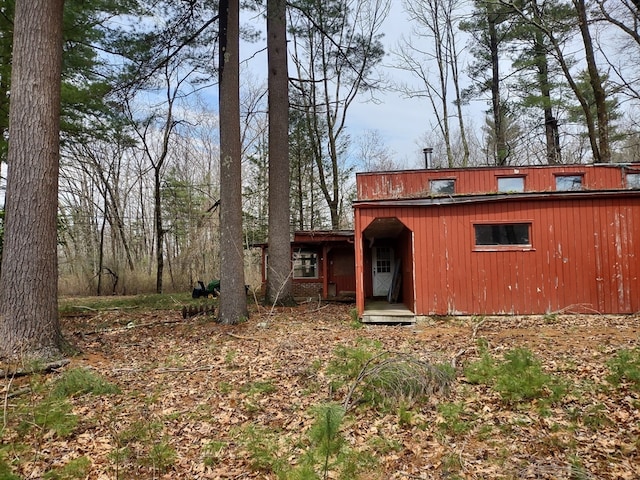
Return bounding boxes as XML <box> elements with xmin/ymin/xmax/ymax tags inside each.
<box><xmin>357</xmin><ymin>164</ymin><xmax>639</xmax><ymax>201</ymax></box>
<box><xmin>261</xmin><ymin>231</ymin><xmax>356</xmax><ymax>300</ymax></box>
<box><xmin>355</xmin><ymin>193</ymin><xmax>640</xmax><ymax>315</ymax></box>
<box><xmin>328</xmin><ymin>247</ymin><xmax>356</xmax><ymax>294</ymax></box>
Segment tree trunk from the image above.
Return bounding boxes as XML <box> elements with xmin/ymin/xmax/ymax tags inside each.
<box><xmin>266</xmin><ymin>0</ymin><xmax>295</xmax><ymax>306</ymax></box>
<box><xmin>449</xmin><ymin>9</ymin><xmax>469</xmax><ymax>167</ymax></box>
<box><xmin>533</xmin><ymin>26</ymin><xmax>561</xmax><ymax>164</ymax></box>
<box><xmin>574</xmin><ymin>0</ymin><xmax>610</xmax><ymax>163</ymax></box>
<box><xmin>155</xmin><ymin>169</ymin><xmax>164</xmax><ymax>293</ymax></box>
<box><xmin>488</xmin><ymin>8</ymin><xmax>508</xmax><ymax>165</ymax></box>
<box><xmin>0</xmin><ymin>0</ymin><xmax>65</xmax><ymax>362</ymax></box>
<box><xmin>218</xmin><ymin>0</ymin><xmax>248</xmax><ymax>324</ymax></box>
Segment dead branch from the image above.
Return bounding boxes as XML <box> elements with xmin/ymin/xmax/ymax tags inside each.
<box><xmin>226</xmin><ymin>332</ymin><xmax>261</xmax><ymax>355</ymax></box>
<box><xmin>308</xmin><ymin>303</ymin><xmax>331</xmax><ymax>313</ymax></box>
<box><xmin>343</xmin><ymin>351</ymin><xmax>453</xmax><ymax>411</ymax></box>
<box><xmin>472</xmin><ymin>317</ymin><xmax>488</xmax><ymax>339</ymax></box>
<box><xmin>77</xmin><ymin>317</ymin><xmax>191</xmax><ymax>335</ymax></box>
<box><xmin>226</xmin><ymin>332</ymin><xmax>259</xmax><ymax>342</ymax></box>
<box><xmin>451</xmin><ymin>348</ymin><xmax>467</xmax><ymax>369</ymax></box>
<box><xmin>73</xmin><ymin>305</ymin><xmax>137</xmax><ymax>312</ymax></box>
<box><xmin>0</xmin><ymin>359</ymin><xmax>70</xmax><ymax>379</ymax></box>
<box><xmin>111</xmin><ymin>365</ymin><xmax>219</xmax><ymax>375</ymax></box>
<box><xmin>2</xmin><ymin>374</ymin><xmax>14</xmax><ymax>430</ymax></box>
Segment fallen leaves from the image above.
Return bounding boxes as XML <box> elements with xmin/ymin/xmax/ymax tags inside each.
<box><xmin>1</xmin><ymin>303</ymin><xmax>639</xmax><ymax>479</ymax></box>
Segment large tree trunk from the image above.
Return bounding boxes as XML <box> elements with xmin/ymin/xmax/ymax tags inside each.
<box><xmin>0</xmin><ymin>0</ymin><xmax>65</xmax><ymax>362</ymax></box>
<box><xmin>487</xmin><ymin>8</ymin><xmax>508</xmax><ymax>166</ymax></box>
<box><xmin>218</xmin><ymin>0</ymin><xmax>248</xmax><ymax>324</ymax></box>
<box><xmin>574</xmin><ymin>0</ymin><xmax>610</xmax><ymax>163</ymax></box>
<box><xmin>533</xmin><ymin>27</ymin><xmax>561</xmax><ymax>164</ymax></box>
<box><xmin>265</xmin><ymin>0</ymin><xmax>295</xmax><ymax>306</ymax></box>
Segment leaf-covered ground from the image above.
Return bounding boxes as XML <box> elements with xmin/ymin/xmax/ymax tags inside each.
<box><xmin>2</xmin><ymin>301</ymin><xmax>639</xmax><ymax>479</ymax></box>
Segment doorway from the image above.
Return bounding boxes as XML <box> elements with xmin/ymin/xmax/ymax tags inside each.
<box><xmin>372</xmin><ymin>246</ymin><xmax>394</xmax><ymax>296</ymax></box>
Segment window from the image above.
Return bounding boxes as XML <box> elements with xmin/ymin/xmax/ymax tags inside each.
<box><xmin>475</xmin><ymin>223</ymin><xmax>531</xmax><ymax>246</ymax></box>
<box><xmin>430</xmin><ymin>179</ymin><xmax>455</xmax><ymax>194</ymax></box>
<box><xmin>626</xmin><ymin>172</ymin><xmax>640</xmax><ymax>189</ymax></box>
<box><xmin>555</xmin><ymin>175</ymin><xmax>583</xmax><ymax>191</ymax></box>
<box><xmin>497</xmin><ymin>176</ymin><xmax>525</xmax><ymax>192</ymax></box>
<box><xmin>293</xmin><ymin>250</ymin><xmax>318</xmax><ymax>278</ymax></box>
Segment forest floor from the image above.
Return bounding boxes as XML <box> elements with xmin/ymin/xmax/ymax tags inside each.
<box><xmin>1</xmin><ymin>298</ymin><xmax>640</xmax><ymax>479</ymax></box>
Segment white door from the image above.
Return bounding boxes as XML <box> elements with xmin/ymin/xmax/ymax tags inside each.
<box><xmin>373</xmin><ymin>246</ymin><xmax>394</xmax><ymax>296</ymax></box>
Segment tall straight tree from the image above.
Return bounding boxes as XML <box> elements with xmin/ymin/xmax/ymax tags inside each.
<box><xmin>574</xmin><ymin>0</ymin><xmax>610</xmax><ymax>162</ymax></box>
<box><xmin>397</xmin><ymin>0</ymin><xmax>470</xmax><ymax>167</ymax></box>
<box><xmin>265</xmin><ymin>0</ymin><xmax>295</xmax><ymax>306</ymax></box>
<box><xmin>218</xmin><ymin>0</ymin><xmax>248</xmax><ymax>324</ymax></box>
<box><xmin>461</xmin><ymin>0</ymin><xmax>514</xmax><ymax>165</ymax></box>
<box><xmin>0</xmin><ymin>0</ymin><xmax>65</xmax><ymax>361</ymax></box>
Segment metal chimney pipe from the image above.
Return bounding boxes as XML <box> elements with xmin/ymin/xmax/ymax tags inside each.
<box><xmin>423</xmin><ymin>147</ymin><xmax>433</xmax><ymax>169</ymax></box>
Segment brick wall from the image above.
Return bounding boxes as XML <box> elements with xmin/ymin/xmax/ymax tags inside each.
<box><xmin>292</xmin><ymin>281</ymin><xmax>323</xmax><ymax>298</ymax></box>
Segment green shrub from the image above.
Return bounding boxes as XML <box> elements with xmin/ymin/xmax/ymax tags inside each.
<box><xmin>327</xmin><ymin>340</ymin><xmax>382</xmax><ymax>383</ymax></box>
<box><xmin>203</xmin><ymin>440</ymin><xmax>227</xmax><ymax>467</ymax></box>
<box><xmin>0</xmin><ymin>458</ymin><xmax>21</xmax><ymax>480</ymax></box>
<box><xmin>242</xmin><ymin>381</ymin><xmax>276</xmax><ymax>396</ymax></box>
<box><xmin>144</xmin><ymin>439</ymin><xmax>177</xmax><ymax>473</ymax></box>
<box><xmin>437</xmin><ymin>402</ymin><xmax>473</xmax><ymax>435</ymax></box>
<box><xmin>51</xmin><ymin>368</ymin><xmax>120</xmax><ymax>399</ymax></box>
<box><xmin>464</xmin><ymin>347</ymin><xmax>566</xmax><ymax>404</ymax></box>
<box><xmin>236</xmin><ymin>425</ymin><xmax>283</xmax><ymax>473</ymax></box>
<box><xmin>43</xmin><ymin>456</ymin><xmax>91</xmax><ymax>480</ymax></box>
<box><xmin>607</xmin><ymin>348</ymin><xmax>640</xmax><ymax>391</ymax></box>
<box><xmin>463</xmin><ymin>341</ymin><xmax>496</xmax><ymax>385</ymax></box>
<box><xmin>282</xmin><ymin>403</ymin><xmax>375</xmax><ymax>480</ymax></box>
<box><xmin>18</xmin><ymin>398</ymin><xmax>77</xmax><ymax>438</ymax></box>
<box><xmin>495</xmin><ymin>349</ymin><xmax>557</xmax><ymax>403</ymax></box>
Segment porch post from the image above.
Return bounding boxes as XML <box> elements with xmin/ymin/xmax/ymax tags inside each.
<box><xmin>322</xmin><ymin>244</ymin><xmax>329</xmax><ymax>299</ymax></box>
<box><xmin>354</xmin><ymin>208</ymin><xmax>365</xmax><ymax>316</ymax></box>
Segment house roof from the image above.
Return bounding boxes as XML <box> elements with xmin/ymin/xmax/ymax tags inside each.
<box><xmin>353</xmin><ymin>188</ymin><xmax>640</xmax><ymax>208</ymax></box>
<box><xmin>254</xmin><ymin>230</ymin><xmax>355</xmax><ymax>249</ymax></box>
<box><xmin>293</xmin><ymin>230</ymin><xmax>354</xmax><ymax>244</ymax></box>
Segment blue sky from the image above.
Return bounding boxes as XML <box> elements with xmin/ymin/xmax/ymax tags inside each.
<box><xmin>239</xmin><ymin>3</ymin><xmax>440</xmax><ymax>170</ymax></box>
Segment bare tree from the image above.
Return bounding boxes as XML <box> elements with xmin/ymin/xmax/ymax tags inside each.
<box><xmin>396</xmin><ymin>0</ymin><xmax>470</xmax><ymax>167</ymax></box>
<box><xmin>289</xmin><ymin>0</ymin><xmax>390</xmax><ymax>228</ymax></box>
<box><xmin>356</xmin><ymin>129</ymin><xmax>399</xmax><ymax>171</ymax></box>
<box><xmin>0</xmin><ymin>0</ymin><xmax>65</xmax><ymax>361</ymax></box>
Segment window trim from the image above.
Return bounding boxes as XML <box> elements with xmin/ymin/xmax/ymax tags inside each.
<box><xmin>472</xmin><ymin>221</ymin><xmax>535</xmax><ymax>252</ymax></box>
<box><xmin>554</xmin><ymin>173</ymin><xmax>584</xmax><ymax>191</ymax></box>
<box><xmin>292</xmin><ymin>249</ymin><xmax>319</xmax><ymax>279</ymax></box>
<box><xmin>429</xmin><ymin>178</ymin><xmax>456</xmax><ymax>195</ymax></box>
<box><xmin>625</xmin><ymin>172</ymin><xmax>640</xmax><ymax>189</ymax></box>
<box><xmin>496</xmin><ymin>175</ymin><xmax>526</xmax><ymax>193</ymax></box>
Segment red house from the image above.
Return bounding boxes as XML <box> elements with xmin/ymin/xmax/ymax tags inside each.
<box><xmin>259</xmin><ymin>230</ymin><xmax>356</xmax><ymax>300</ymax></box>
<box><xmin>353</xmin><ymin>163</ymin><xmax>640</xmax><ymax>321</ymax></box>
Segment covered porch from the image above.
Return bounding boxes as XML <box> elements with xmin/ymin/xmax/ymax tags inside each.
<box><xmin>354</xmin><ymin>213</ymin><xmax>415</xmax><ymax>324</ymax></box>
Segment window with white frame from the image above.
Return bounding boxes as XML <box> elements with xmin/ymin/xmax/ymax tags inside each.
<box><xmin>474</xmin><ymin>223</ymin><xmax>531</xmax><ymax>246</ymax></box>
<box><xmin>626</xmin><ymin>172</ymin><xmax>640</xmax><ymax>189</ymax></box>
<box><xmin>497</xmin><ymin>176</ymin><xmax>525</xmax><ymax>192</ymax></box>
<box><xmin>430</xmin><ymin>178</ymin><xmax>455</xmax><ymax>194</ymax></box>
<box><xmin>555</xmin><ymin>175</ymin><xmax>583</xmax><ymax>191</ymax></box>
<box><xmin>292</xmin><ymin>250</ymin><xmax>318</xmax><ymax>278</ymax></box>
